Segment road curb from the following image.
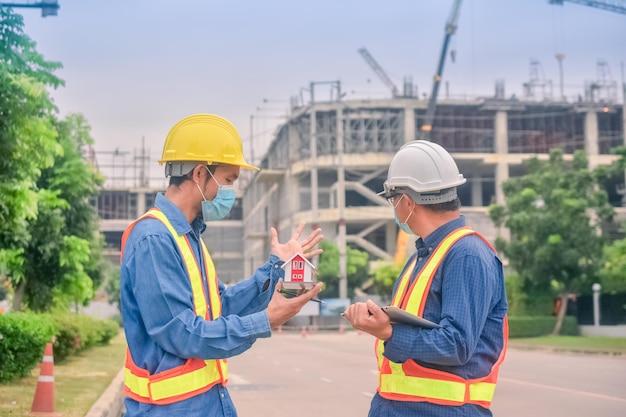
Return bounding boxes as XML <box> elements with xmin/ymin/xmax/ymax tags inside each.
<box><xmin>84</xmin><ymin>367</ymin><xmax>125</xmax><ymax>417</ymax></box>
<box><xmin>509</xmin><ymin>343</ymin><xmax>626</xmax><ymax>358</ymax></box>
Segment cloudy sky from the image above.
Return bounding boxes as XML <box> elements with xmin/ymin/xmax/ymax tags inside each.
<box><xmin>16</xmin><ymin>0</ymin><xmax>626</xmax><ymax>182</ymax></box>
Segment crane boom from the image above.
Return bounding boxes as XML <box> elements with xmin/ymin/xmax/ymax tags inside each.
<box><xmin>358</xmin><ymin>47</ymin><xmax>400</xmax><ymax>98</ymax></box>
<box><xmin>420</xmin><ymin>0</ymin><xmax>462</xmax><ymax>140</ymax></box>
<box><xmin>549</xmin><ymin>0</ymin><xmax>626</xmax><ymax>14</ymax></box>
<box><xmin>0</xmin><ymin>0</ymin><xmax>59</xmax><ymax>17</ymax></box>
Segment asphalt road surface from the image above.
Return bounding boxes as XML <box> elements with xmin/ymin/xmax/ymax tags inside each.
<box><xmin>228</xmin><ymin>330</ymin><xmax>626</xmax><ymax>417</ymax></box>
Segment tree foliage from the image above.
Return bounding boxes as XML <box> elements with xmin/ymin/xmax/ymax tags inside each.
<box><xmin>0</xmin><ymin>9</ymin><xmax>105</xmax><ymax>312</ymax></box>
<box><xmin>489</xmin><ymin>149</ymin><xmax>614</xmax><ymax>333</ymax></box>
<box><xmin>316</xmin><ymin>240</ymin><xmax>369</xmax><ymax>298</ymax></box>
<box><xmin>595</xmin><ymin>146</ymin><xmax>626</xmax><ymax>294</ymax></box>
<box><xmin>598</xmin><ymin>236</ymin><xmax>626</xmax><ymax>293</ymax></box>
<box><xmin>0</xmin><ymin>8</ymin><xmax>62</xmax><ymax>299</ymax></box>
<box><xmin>369</xmin><ymin>261</ymin><xmax>404</xmax><ymax>299</ymax></box>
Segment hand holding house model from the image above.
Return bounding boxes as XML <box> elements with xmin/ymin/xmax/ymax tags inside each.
<box><xmin>281</xmin><ymin>252</ymin><xmax>318</xmax><ymax>290</ymax></box>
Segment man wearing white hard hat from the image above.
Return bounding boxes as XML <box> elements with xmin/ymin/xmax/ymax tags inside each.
<box><xmin>343</xmin><ymin>140</ymin><xmax>508</xmax><ymax>417</ymax></box>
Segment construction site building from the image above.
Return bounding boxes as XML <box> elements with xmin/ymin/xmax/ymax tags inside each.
<box><xmin>93</xmin><ymin>87</ymin><xmax>625</xmax><ymax>290</ymax></box>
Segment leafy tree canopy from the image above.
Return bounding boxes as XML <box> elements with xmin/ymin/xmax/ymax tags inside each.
<box><xmin>489</xmin><ymin>149</ymin><xmax>614</xmax><ymax>299</ymax></box>
<box><xmin>316</xmin><ymin>240</ymin><xmax>369</xmax><ymax>298</ymax></box>
<box><xmin>0</xmin><ymin>9</ymin><xmax>105</xmax><ymax>312</ymax></box>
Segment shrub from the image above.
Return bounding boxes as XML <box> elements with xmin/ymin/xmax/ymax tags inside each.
<box><xmin>508</xmin><ymin>316</ymin><xmax>578</xmax><ymax>338</ymax></box>
<box><xmin>49</xmin><ymin>314</ymin><xmax>120</xmax><ymax>362</ymax></box>
<box><xmin>0</xmin><ymin>312</ymin><xmax>56</xmax><ymax>383</ymax></box>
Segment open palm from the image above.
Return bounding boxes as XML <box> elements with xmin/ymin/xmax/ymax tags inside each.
<box><xmin>270</xmin><ymin>222</ymin><xmax>323</xmax><ymax>262</ymax></box>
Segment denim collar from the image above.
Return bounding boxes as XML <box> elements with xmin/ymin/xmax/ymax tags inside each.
<box><xmin>154</xmin><ymin>193</ymin><xmax>206</xmax><ymax>237</ymax></box>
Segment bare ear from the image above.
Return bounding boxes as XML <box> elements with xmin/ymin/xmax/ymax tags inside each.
<box><xmin>191</xmin><ymin>164</ymin><xmax>206</xmax><ymax>181</ymax></box>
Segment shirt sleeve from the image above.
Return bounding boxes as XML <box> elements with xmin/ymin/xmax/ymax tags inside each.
<box><xmin>124</xmin><ymin>232</ymin><xmax>275</xmax><ymax>360</ymax></box>
<box><xmin>220</xmin><ymin>254</ymin><xmax>285</xmax><ymax>317</ymax></box>
<box><xmin>383</xmin><ymin>249</ymin><xmax>495</xmax><ymax>366</ymax></box>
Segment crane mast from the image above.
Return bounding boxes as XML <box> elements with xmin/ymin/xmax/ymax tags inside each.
<box><xmin>420</xmin><ymin>0</ymin><xmax>462</xmax><ymax>140</ymax></box>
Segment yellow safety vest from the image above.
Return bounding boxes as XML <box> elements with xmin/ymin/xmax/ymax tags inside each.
<box><xmin>376</xmin><ymin>227</ymin><xmax>508</xmax><ymax>408</ymax></box>
<box><xmin>121</xmin><ymin>208</ymin><xmax>228</xmax><ymax>405</ymax></box>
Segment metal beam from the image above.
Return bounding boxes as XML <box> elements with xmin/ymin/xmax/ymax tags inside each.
<box><xmin>549</xmin><ymin>0</ymin><xmax>626</xmax><ymax>15</ymax></box>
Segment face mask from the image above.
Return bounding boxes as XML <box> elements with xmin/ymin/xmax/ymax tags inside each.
<box><xmin>196</xmin><ymin>168</ymin><xmax>236</xmax><ymax>222</ymax></box>
<box><xmin>394</xmin><ymin>195</ymin><xmax>415</xmax><ymax>235</ymax></box>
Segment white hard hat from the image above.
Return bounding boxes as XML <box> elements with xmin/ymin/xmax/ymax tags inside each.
<box><xmin>381</xmin><ymin>140</ymin><xmax>466</xmax><ymax>204</ymax></box>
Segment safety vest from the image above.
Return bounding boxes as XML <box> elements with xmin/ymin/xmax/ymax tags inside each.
<box><xmin>376</xmin><ymin>227</ymin><xmax>508</xmax><ymax>409</ymax></box>
<box><xmin>120</xmin><ymin>208</ymin><xmax>228</xmax><ymax>405</ymax></box>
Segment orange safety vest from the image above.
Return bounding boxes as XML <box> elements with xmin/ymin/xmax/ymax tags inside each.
<box><xmin>120</xmin><ymin>208</ymin><xmax>228</xmax><ymax>405</ymax></box>
<box><xmin>376</xmin><ymin>227</ymin><xmax>508</xmax><ymax>408</ymax></box>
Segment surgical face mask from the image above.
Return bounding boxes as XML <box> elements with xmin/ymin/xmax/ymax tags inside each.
<box><xmin>394</xmin><ymin>194</ymin><xmax>415</xmax><ymax>235</ymax></box>
<box><xmin>196</xmin><ymin>167</ymin><xmax>236</xmax><ymax>222</ymax></box>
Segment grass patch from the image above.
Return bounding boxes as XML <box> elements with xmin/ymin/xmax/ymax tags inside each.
<box><xmin>0</xmin><ymin>331</ymin><xmax>126</xmax><ymax>416</ymax></box>
<box><xmin>510</xmin><ymin>335</ymin><xmax>626</xmax><ymax>353</ymax></box>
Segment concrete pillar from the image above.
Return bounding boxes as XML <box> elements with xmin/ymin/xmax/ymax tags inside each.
<box><xmin>584</xmin><ymin>111</ymin><xmax>599</xmax><ymax>157</ymax></box>
<box><xmin>404</xmin><ymin>107</ymin><xmax>416</xmax><ymax>143</ymax></box>
<box><xmin>337</xmin><ymin>102</ymin><xmax>348</xmax><ymax>299</ymax></box>
<box><xmin>592</xmin><ymin>283</ymin><xmax>602</xmax><ymax>327</ymax></box>
<box><xmin>494</xmin><ymin>111</ymin><xmax>509</xmax><ymax>206</ymax></box>
<box><xmin>137</xmin><ymin>191</ymin><xmax>146</xmax><ymax>218</ymax></box>
<box><xmin>471</xmin><ymin>177</ymin><xmax>482</xmax><ymax>207</ymax></box>
<box><xmin>310</xmin><ymin>103</ymin><xmax>318</xmax><ymax>228</ymax></box>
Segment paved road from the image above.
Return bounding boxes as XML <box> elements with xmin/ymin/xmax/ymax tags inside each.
<box><xmin>228</xmin><ymin>330</ymin><xmax>626</xmax><ymax>417</ymax></box>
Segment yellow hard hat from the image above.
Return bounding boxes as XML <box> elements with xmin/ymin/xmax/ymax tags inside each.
<box><xmin>159</xmin><ymin>114</ymin><xmax>259</xmax><ymax>170</ymax></box>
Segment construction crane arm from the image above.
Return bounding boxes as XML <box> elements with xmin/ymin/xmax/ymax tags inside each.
<box><xmin>358</xmin><ymin>47</ymin><xmax>399</xmax><ymax>98</ymax></box>
<box><xmin>549</xmin><ymin>0</ymin><xmax>626</xmax><ymax>14</ymax></box>
<box><xmin>0</xmin><ymin>1</ymin><xmax>59</xmax><ymax>16</ymax></box>
<box><xmin>420</xmin><ymin>0</ymin><xmax>462</xmax><ymax>140</ymax></box>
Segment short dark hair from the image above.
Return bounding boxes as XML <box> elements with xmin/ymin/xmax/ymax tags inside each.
<box><xmin>168</xmin><ymin>164</ymin><xmax>217</xmax><ymax>187</ymax></box>
<box><xmin>423</xmin><ymin>196</ymin><xmax>461</xmax><ymax>213</ymax></box>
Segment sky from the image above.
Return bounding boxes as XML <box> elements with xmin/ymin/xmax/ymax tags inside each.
<box><xmin>14</xmin><ymin>0</ymin><xmax>626</xmax><ymax>185</ymax></box>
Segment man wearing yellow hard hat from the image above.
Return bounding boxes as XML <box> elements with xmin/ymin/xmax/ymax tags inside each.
<box><xmin>119</xmin><ymin>114</ymin><xmax>323</xmax><ymax>416</ymax></box>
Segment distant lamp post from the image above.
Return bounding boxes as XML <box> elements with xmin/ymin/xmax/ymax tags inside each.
<box><xmin>592</xmin><ymin>283</ymin><xmax>602</xmax><ymax>327</ymax></box>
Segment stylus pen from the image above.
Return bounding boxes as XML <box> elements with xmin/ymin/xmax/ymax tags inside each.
<box><xmin>278</xmin><ymin>289</ymin><xmax>325</xmax><ymax>303</ymax></box>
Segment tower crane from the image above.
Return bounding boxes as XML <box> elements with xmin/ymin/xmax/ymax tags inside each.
<box><xmin>358</xmin><ymin>47</ymin><xmax>400</xmax><ymax>98</ymax></box>
<box><xmin>419</xmin><ymin>0</ymin><xmax>462</xmax><ymax>140</ymax></box>
<box><xmin>548</xmin><ymin>0</ymin><xmax>626</xmax><ymax>14</ymax></box>
<box><xmin>0</xmin><ymin>0</ymin><xmax>59</xmax><ymax>17</ymax></box>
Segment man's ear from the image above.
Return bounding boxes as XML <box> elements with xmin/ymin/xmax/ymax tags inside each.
<box><xmin>191</xmin><ymin>164</ymin><xmax>206</xmax><ymax>182</ymax></box>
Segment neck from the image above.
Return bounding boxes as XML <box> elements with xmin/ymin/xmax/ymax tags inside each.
<box><xmin>164</xmin><ymin>183</ymin><xmax>201</xmax><ymax>224</ymax></box>
<box><xmin>411</xmin><ymin>207</ymin><xmax>460</xmax><ymax>239</ymax></box>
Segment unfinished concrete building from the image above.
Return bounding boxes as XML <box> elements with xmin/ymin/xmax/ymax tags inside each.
<box><xmin>242</xmin><ymin>85</ymin><xmax>626</xmax><ymax>292</ymax></box>
<box><xmin>93</xmin><ymin>81</ymin><xmax>625</xmax><ymax>294</ymax></box>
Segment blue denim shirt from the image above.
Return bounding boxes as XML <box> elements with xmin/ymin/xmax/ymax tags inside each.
<box><xmin>120</xmin><ymin>193</ymin><xmax>284</xmax><ymax>417</ymax></box>
<box><xmin>370</xmin><ymin>216</ymin><xmax>508</xmax><ymax>417</ymax></box>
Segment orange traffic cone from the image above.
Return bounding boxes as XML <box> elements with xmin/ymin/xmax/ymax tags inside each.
<box><xmin>301</xmin><ymin>325</ymin><xmax>307</xmax><ymax>338</ymax></box>
<box><xmin>26</xmin><ymin>342</ymin><xmax>62</xmax><ymax>416</ymax></box>
<box><xmin>339</xmin><ymin>323</ymin><xmax>345</xmax><ymax>334</ymax></box>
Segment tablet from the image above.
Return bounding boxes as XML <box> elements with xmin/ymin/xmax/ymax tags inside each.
<box><xmin>381</xmin><ymin>306</ymin><xmax>441</xmax><ymax>329</ymax></box>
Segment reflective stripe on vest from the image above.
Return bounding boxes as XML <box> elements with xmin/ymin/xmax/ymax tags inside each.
<box><xmin>121</xmin><ymin>208</ymin><xmax>228</xmax><ymax>405</ymax></box>
<box><xmin>376</xmin><ymin>227</ymin><xmax>507</xmax><ymax>408</ymax></box>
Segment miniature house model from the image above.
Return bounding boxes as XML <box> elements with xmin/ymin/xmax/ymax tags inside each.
<box><xmin>281</xmin><ymin>253</ymin><xmax>318</xmax><ymax>290</ymax></box>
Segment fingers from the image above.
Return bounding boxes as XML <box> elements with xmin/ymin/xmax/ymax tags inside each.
<box><xmin>366</xmin><ymin>299</ymin><xmax>383</xmax><ymax>317</ymax></box>
<box><xmin>270</xmin><ymin>227</ymin><xmax>278</xmax><ymax>244</ymax></box>
<box><xmin>290</xmin><ymin>222</ymin><xmax>305</xmax><ymax>241</ymax></box>
<box><xmin>303</xmin><ymin>248</ymin><xmax>323</xmax><ymax>259</ymax></box>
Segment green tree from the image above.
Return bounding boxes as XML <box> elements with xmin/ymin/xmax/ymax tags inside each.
<box><xmin>595</xmin><ymin>146</ymin><xmax>626</xmax><ymax>294</ymax></box>
<box><xmin>369</xmin><ymin>261</ymin><xmax>405</xmax><ymax>300</ymax></box>
<box><xmin>0</xmin><ymin>8</ymin><xmax>63</xmax><ymax>308</ymax></box>
<box><xmin>598</xmin><ymin>235</ymin><xmax>626</xmax><ymax>293</ymax></box>
<box><xmin>489</xmin><ymin>149</ymin><xmax>614</xmax><ymax>334</ymax></box>
<box><xmin>22</xmin><ymin>114</ymin><xmax>105</xmax><ymax>311</ymax></box>
<box><xmin>316</xmin><ymin>240</ymin><xmax>369</xmax><ymax>298</ymax></box>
